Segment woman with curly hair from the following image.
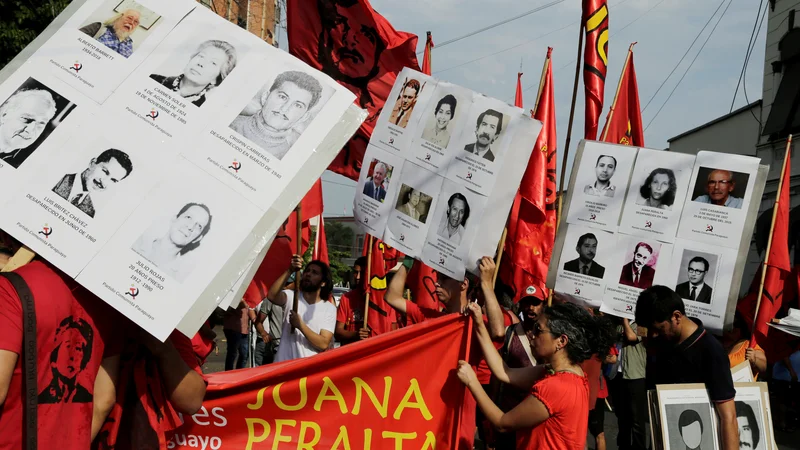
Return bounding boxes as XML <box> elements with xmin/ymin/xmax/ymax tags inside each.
<box><xmin>457</xmin><ymin>300</ymin><xmax>615</xmax><ymax>450</ymax></box>
<box><xmin>636</xmin><ymin>168</ymin><xmax>677</xmax><ymax>210</ymax></box>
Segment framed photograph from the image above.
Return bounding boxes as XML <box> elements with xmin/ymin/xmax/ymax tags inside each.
<box><xmin>114</xmin><ymin>0</ymin><xmax>161</xmax><ymax>29</ymax></box>
<box><xmin>731</xmin><ymin>383</ymin><xmax>775</xmax><ymax>450</ymax></box>
<box><xmin>656</xmin><ymin>384</ymin><xmax>719</xmax><ymax>450</ymax></box>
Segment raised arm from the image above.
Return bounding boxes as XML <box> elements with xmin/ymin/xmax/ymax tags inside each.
<box><xmin>384</xmin><ymin>258</ymin><xmax>411</xmax><ymax>314</ymax></box>
<box><xmin>268</xmin><ymin>254</ymin><xmax>303</xmax><ymax>307</ymax></box>
<box><xmin>622</xmin><ymin>318</ymin><xmax>639</xmax><ymax>344</ymax></box>
<box><xmin>478</xmin><ymin>257</ymin><xmax>506</xmax><ymax>340</ymax></box>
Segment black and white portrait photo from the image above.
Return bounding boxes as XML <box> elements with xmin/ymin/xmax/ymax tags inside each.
<box><xmin>0</xmin><ymin>78</ymin><xmax>76</xmax><ymax>169</ymax></box>
<box><xmin>563</xmin><ymin>232</ymin><xmax>605</xmax><ymax>278</ymax></box>
<box><xmin>736</xmin><ymin>401</ymin><xmax>765</xmax><ymax>450</ymax></box>
<box><xmin>388</xmin><ymin>78</ymin><xmax>422</xmax><ymax>128</ymax></box>
<box><xmin>437</xmin><ymin>192</ymin><xmax>470</xmax><ymax>245</ymax></box>
<box><xmin>664</xmin><ymin>404</ymin><xmax>716</xmax><ymax>450</ymax></box>
<box><xmin>636</xmin><ymin>167</ymin><xmax>678</xmax><ymax>210</ymax></box>
<box><xmin>78</xmin><ymin>0</ymin><xmax>162</xmax><ymax>58</ymax></box>
<box><xmin>618</xmin><ymin>241</ymin><xmax>658</xmax><ymax>290</ymax></box>
<box><xmin>675</xmin><ymin>250</ymin><xmax>718</xmax><ymax>304</ymax></box>
<box><xmin>52</xmin><ymin>149</ymin><xmax>134</xmax><ymax>219</ymax></box>
<box><xmin>230</xmin><ymin>69</ymin><xmax>330</xmax><ymax>160</ymax></box>
<box><xmin>584</xmin><ymin>154</ymin><xmax>617</xmax><ymax>198</ymax></box>
<box><xmin>463</xmin><ymin>108</ymin><xmax>505</xmax><ymax>162</ymax></box>
<box><xmin>394</xmin><ymin>184</ymin><xmax>432</xmax><ymax>224</ymax></box>
<box><xmin>690</xmin><ymin>167</ymin><xmax>750</xmax><ymax>210</ymax></box>
<box><xmin>149</xmin><ymin>39</ymin><xmax>238</xmax><ymax>107</ymax></box>
<box><xmin>420</xmin><ymin>94</ymin><xmax>457</xmax><ymax>148</ymax></box>
<box><xmin>131</xmin><ymin>202</ymin><xmax>213</xmax><ymax>282</ymax></box>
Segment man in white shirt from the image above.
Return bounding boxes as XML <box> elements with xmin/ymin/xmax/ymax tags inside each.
<box><xmin>436</xmin><ymin>192</ymin><xmax>470</xmax><ymax>244</ymax></box>
<box><xmin>266</xmin><ymin>254</ymin><xmax>336</xmax><ymax>362</ymax></box>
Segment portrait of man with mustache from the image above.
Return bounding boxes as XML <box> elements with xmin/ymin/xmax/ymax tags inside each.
<box><xmin>464</xmin><ymin>109</ymin><xmax>504</xmax><ymax>162</ymax></box>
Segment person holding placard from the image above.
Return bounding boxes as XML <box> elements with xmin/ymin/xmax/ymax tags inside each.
<box><xmin>584</xmin><ymin>155</ymin><xmax>617</xmax><ymax>197</ymax></box>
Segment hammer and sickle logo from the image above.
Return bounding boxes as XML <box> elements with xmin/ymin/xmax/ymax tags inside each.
<box><xmin>399</xmin><ymin>234</ymin><xmax>405</xmax><ymax>241</ymax></box>
<box><xmin>466</xmin><ymin>172</ymin><xmax>473</xmax><ymax>180</ymax></box>
<box><xmin>125</xmin><ymin>285</ymin><xmax>139</xmax><ymax>299</ymax></box>
<box><xmin>625</xmin><ymin>304</ymin><xmax>633</xmax><ymax>312</ymax></box>
<box><xmin>39</xmin><ymin>224</ymin><xmax>52</xmax><ymax>238</ymax></box>
<box><xmin>645</xmin><ymin>221</ymin><xmax>652</xmax><ymax>228</ymax></box>
<box><xmin>147</xmin><ymin>109</ymin><xmax>159</xmax><ymax>120</ymax></box>
<box><xmin>574</xmin><ymin>288</ymin><xmax>581</xmax><ymax>295</ymax></box>
<box><xmin>706</xmin><ymin>225</ymin><xmax>714</xmax><ymax>232</ymax></box>
<box><xmin>425</xmin><ymin>154</ymin><xmax>431</xmax><ymax>160</ymax></box>
<box><xmin>439</xmin><ymin>257</ymin><xmax>445</xmax><ymax>265</ymax></box>
<box><xmin>590</xmin><ymin>214</ymin><xmax>597</xmax><ymax>220</ymax></box>
<box><xmin>70</xmin><ymin>61</ymin><xmax>82</xmax><ymax>72</ymax></box>
<box><xmin>229</xmin><ymin>160</ymin><xmax>241</xmax><ymax>172</ymax></box>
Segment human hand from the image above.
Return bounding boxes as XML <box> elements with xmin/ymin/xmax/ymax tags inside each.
<box><xmin>456</xmin><ymin>360</ymin><xmax>478</xmax><ymax>386</ymax></box>
<box><xmin>260</xmin><ymin>332</ymin><xmax>271</xmax><ymax>343</ymax></box>
<box><xmin>745</xmin><ymin>348</ymin><xmax>756</xmax><ymax>363</ymax></box>
<box><xmin>465</xmin><ymin>301</ymin><xmax>484</xmax><ymax>324</ymax></box>
<box><xmin>358</xmin><ymin>328</ymin><xmax>370</xmax><ymax>340</ymax></box>
<box><xmin>289</xmin><ymin>310</ymin><xmax>303</xmax><ymax>328</ymax></box>
<box><xmin>479</xmin><ymin>257</ymin><xmax>495</xmax><ymax>284</ymax></box>
<box><xmin>290</xmin><ymin>254</ymin><xmax>304</xmax><ymax>272</ymax></box>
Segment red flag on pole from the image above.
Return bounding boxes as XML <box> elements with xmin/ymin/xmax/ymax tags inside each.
<box><xmin>361</xmin><ymin>237</ymin><xmax>402</xmax><ymax>334</ymax></box>
<box><xmin>500</xmin><ymin>48</ymin><xmax>558</xmax><ymax>301</ymax></box>
<box><xmin>313</xmin><ymin>215</ymin><xmax>330</xmax><ymax>265</ymax></box>
<box><xmin>515</xmin><ymin>72</ymin><xmax>524</xmax><ymax>108</ymax></box>
<box><xmin>287</xmin><ymin>0</ymin><xmax>419</xmax><ymax>180</ymax></box>
<box><xmin>582</xmin><ymin>0</ymin><xmax>609</xmax><ymax>140</ymax></box>
<box><xmin>600</xmin><ymin>43</ymin><xmax>644</xmax><ymax>146</ymax></box>
<box><xmin>422</xmin><ymin>31</ymin><xmax>434</xmax><ymax>76</ymax></box>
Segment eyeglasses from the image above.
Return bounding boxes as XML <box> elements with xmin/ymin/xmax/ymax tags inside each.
<box><xmin>707</xmin><ymin>179</ymin><xmax>732</xmax><ymax>187</ymax></box>
<box><xmin>687</xmin><ymin>268</ymin><xmax>706</xmax><ymax>274</ymax></box>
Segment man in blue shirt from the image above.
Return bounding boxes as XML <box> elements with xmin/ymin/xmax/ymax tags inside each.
<box><xmin>80</xmin><ymin>9</ymin><xmax>141</xmax><ymax>58</ymax></box>
<box><xmin>693</xmin><ymin>169</ymin><xmax>743</xmax><ymax>209</ymax></box>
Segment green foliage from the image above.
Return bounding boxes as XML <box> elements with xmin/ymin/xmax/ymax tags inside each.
<box><xmin>325</xmin><ymin>220</ymin><xmax>354</xmax><ymax>252</ymax></box>
<box><xmin>306</xmin><ymin>223</ymin><xmax>354</xmax><ymax>286</ymax></box>
<box><xmin>0</xmin><ymin>0</ymin><xmax>71</xmax><ymax>67</ymax></box>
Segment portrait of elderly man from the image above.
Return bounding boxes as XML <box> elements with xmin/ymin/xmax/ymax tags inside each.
<box><xmin>362</xmin><ymin>161</ymin><xmax>387</xmax><ymax>202</ymax></box>
<box><xmin>693</xmin><ymin>169</ymin><xmax>744</xmax><ymax>209</ymax></box>
<box><xmin>230</xmin><ymin>70</ymin><xmax>324</xmax><ymax>160</ymax></box>
<box><xmin>38</xmin><ymin>316</ymin><xmax>94</xmax><ymax>404</ymax></box>
<box><xmin>464</xmin><ymin>109</ymin><xmax>504</xmax><ymax>162</ymax></box>
<box><xmin>52</xmin><ymin>149</ymin><xmax>133</xmax><ymax>219</ymax></box>
<box><xmin>636</xmin><ymin>167</ymin><xmax>677</xmax><ymax>210</ymax></box>
<box><xmin>132</xmin><ymin>202</ymin><xmax>213</xmax><ymax>282</ymax></box>
<box><xmin>437</xmin><ymin>192</ymin><xmax>470</xmax><ymax>245</ymax></box>
<box><xmin>79</xmin><ymin>8</ymin><xmax>142</xmax><ymax>58</ymax></box>
<box><xmin>396</xmin><ymin>187</ymin><xmax>429</xmax><ymax>223</ymax></box>
<box><xmin>150</xmin><ymin>40</ymin><xmax>238</xmax><ymax>107</ymax></box>
<box><xmin>0</xmin><ymin>87</ymin><xmax>58</xmax><ymax>168</ymax></box>
<box><xmin>584</xmin><ymin>154</ymin><xmax>617</xmax><ymax>198</ymax></box>
<box><xmin>421</xmin><ymin>94</ymin><xmax>457</xmax><ymax>148</ymax></box>
<box><xmin>388</xmin><ymin>79</ymin><xmax>420</xmax><ymax>128</ymax></box>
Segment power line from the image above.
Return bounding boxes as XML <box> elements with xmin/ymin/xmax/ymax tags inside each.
<box><xmin>729</xmin><ymin>0</ymin><xmax>765</xmax><ymax>113</ymax></box>
<box><xmin>741</xmin><ymin>2</ymin><xmax>768</xmax><ymax>130</ymax></box>
<box><xmin>645</xmin><ymin>0</ymin><xmax>734</xmax><ymax>131</ymax></box>
<box><xmin>418</xmin><ymin>0</ymin><xmax>565</xmax><ymax>54</ymax></box>
<box><xmin>640</xmin><ymin>0</ymin><xmax>726</xmax><ymax>113</ymax></box>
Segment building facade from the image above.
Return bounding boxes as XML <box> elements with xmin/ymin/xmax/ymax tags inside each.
<box><xmin>199</xmin><ymin>0</ymin><xmax>277</xmax><ymax>45</ymax></box>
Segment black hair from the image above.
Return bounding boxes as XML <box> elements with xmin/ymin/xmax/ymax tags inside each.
<box><xmin>635</xmin><ymin>285</ymin><xmax>686</xmax><ymax>326</ymax></box>
<box><xmin>475</xmin><ymin>109</ymin><xmax>504</xmax><ymax>135</ymax></box>
<box><xmin>577</xmin><ymin>233</ymin><xmax>598</xmax><ymax>248</ymax></box>
<box><xmin>354</xmin><ymin>256</ymin><xmax>367</xmax><ymax>269</ymax></box>
<box><xmin>175</xmin><ymin>203</ymin><xmax>213</xmax><ymax>255</ymax></box>
<box><xmin>634</xmin><ymin>242</ymin><xmax>654</xmax><ymax>256</ymax></box>
<box><xmin>269</xmin><ymin>70</ymin><xmax>323</xmax><ymax>110</ymax></box>
<box><xmin>735</xmin><ymin>401</ymin><xmax>760</xmax><ymax>448</ymax></box>
<box><xmin>688</xmin><ymin>256</ymin><xmax>709</xmax><ymax>272</ymax></box>
<box><xmin>447</xmin><ymin>193</ymin><xmax>471</xmax><ymax>226</ymax></box>
<box><xmin>434</xmin><ymin>94</ymin><xmax>457</xmax><ymax>118</ymax></box>
<box><xmin>544</xmin><ymin>302</ymin><xmax>615</xmax><ymax>364</ymax></box>
<box><xmin>596</xmin><ymin>154</ymin><xmax>617</xmax><ymax>167</ymax></box>
<box><xmin>639</xmin><ymin>168</ymin><xmax>677</xmax><ymax>206</ymax></box>
<box><xmin>678</xmin><ymin>409</ymin><xmax>704</xmax><ymax>435</ymax></box>
<box><xmin>95</xmin><ymin>148</ymin><xmax>133</xmax><ymax>179</ymax></box>
<box><xmin>51</xmin><ymin>316</ymin><xmax>94</xmax><ymax>371</ymax></box>
<box><xmin>305</xmin><ymin>259</ymin><xmax>333</xmax><ymax>300</ymax></box>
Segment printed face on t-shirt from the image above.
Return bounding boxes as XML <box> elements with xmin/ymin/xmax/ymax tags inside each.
<box><xmin>54</xmin><ymin>328</ymin><xmax>88</xmax><ymax>378</ymax></box>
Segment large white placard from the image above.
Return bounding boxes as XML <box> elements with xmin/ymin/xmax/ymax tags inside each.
<box><xmin>353</xmin><ymin>145</ymin><xmax>405</xmax><ymax>236</ymax></box>
<box><xmin>384</xmin><ymin>162</ymin><xmax>443</xmax><ymax>256</ymax></box>
<box><xmin>554</xmin><ymin>225</ymin><xmax>615</xmax><ymax>308</ymax></box>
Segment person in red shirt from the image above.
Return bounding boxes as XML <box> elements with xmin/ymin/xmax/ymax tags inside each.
<box><xmin>335</xmin><ymin>257</ymin><xmax>371</xmax><ymax>344</ymax></box>
<box><xmin>457</xmin><ymin>300</ymin><xmax>615</xmax><ymax>450</ymax></box>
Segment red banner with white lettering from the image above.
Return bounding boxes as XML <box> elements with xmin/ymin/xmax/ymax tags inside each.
<box><xmin>169</xmin><ymin>315</ymin><xmax>471</xmax><ymax>449</ymax></box>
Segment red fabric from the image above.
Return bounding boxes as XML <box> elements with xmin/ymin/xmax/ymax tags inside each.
<box><xmin>581</xmin><ymin>356</ymin><xmax>602</xmax><ymax>409</ymax></box>
<box><xmin>190</xmin><ymin>323</ymin><xmax>215</xmax><ymax>365</ymax></box>
<box><xmin>288</xmin><ymin>0</ymin><xmax>419</xmax><ymax>180</ymax></box>
<box><xmin>313</xmin><ymin>215</ymin><xmax>330</xmax><ymax>265</ymax></box>
<box><xmin>166</xmin><ymin>314</ymin><xmax>470</xmax><ymax>448</ymax></box>
<box><xmin>596</xmin><ymin>346</ymin><xmax>619</xmax><ymax>399</ymax></box>
<box><xmin>422</xmin><ymin>31</ymin><xmax>434</xmax><ymax>75</ymax></box>
<box><xmin>515</xmin><ymin>72</ymin><xmax>524</xmax><ymax>108</ymax></box>
<box><xmin>336</xmin><ymin>288</ymin><xmax>397</xmax><ymax>335</ymax></box>
<box><xmin>474</xmin><ymin>311</ymin><xmax>516</xmax><ymax>384</ymax></box>
<box><xmin>600</xmin><ymin>46</ymin><xmax>643</xmax><ymax>146</ymax></box>
<box><xmin>582</xmin><ymin>0</ymin><xmax>609</xmax><ymax>140</ymax></box>
<box><xmin>360</xmin><ymin>238</ymin><xmax>403</xmax><ymax>335</ymax></box>
<box><xmin>500</xmin><ymin>48</ymin><xmax>557</xmax><ymax>301</ymax></box>
<box><xmin>519</xmin><ymin>372</ymin><xmax>590</xmax><ymax>450</ymax></box>
<box><xmin>0</xmin><ymin>262</ymin><xmax>118</xmax><ymax>450</ymax></box>
<box><xmin>407</xmin><ymin>262</ymin><xmax>441</xmax><ymax>310</ymax></box>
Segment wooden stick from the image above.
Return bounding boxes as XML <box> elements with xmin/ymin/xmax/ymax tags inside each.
<box><xmin>292</xmin><ymin>204</ymin><xmax>302</xmax><ymax>332</ymax></box>
<box><xmin>751</xmin><ymin>135</ymin><xmax>792</xmax><ymax>347</ymax></box>
<box><xmin>600</xmin><ymin>42</ymin><xmax>636</xmax><ymax>142</ymax></box>
<box><xmin>362</xmin><ymin>235</ymin><xmax>374</xmax><ymax>330</ymax></box>
<box><xmin>492</xmin><ymin>227</ymin><xmax>508</xmax><ymax>288</ymax></box>
<box><xmin>1</xmin><ymin>247</ymin><xmax>35</xmax><ymax>273</ymax></box>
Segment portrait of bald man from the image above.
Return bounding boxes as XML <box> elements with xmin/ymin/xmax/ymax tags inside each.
<box><xmin>79</xmin><ymin>8</ymin><xmax>143</xmax><ymax>58</ymax></box>
<box><xmin>693</xmin><ymin>169</ymin><xmax>744</xmax><ymax>209</ymax></box>
<box><xmin>0</xmin><ymin>80</ymin><xmax>74</xmax><ymax>169</ymax></box>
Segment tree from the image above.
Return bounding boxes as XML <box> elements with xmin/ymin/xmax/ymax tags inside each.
<box><xmin>0</xmin><ymin>1</ymin><xmax>70</xmax><ymax>67</ymax></box>
<box><xmin>325</xmin><ymin>220</ymin><xmax>355</xmax><ymax>254</ymax></box>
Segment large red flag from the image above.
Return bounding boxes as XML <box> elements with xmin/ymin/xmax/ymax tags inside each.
<box><xmin>583</xmin><ymin>0</ymin><xmax>609</xmax><ymax>140</ymax></box>
<box><xmin>313</xmin><ymin>216</ymin><xmax>330</xmax><ymax>265</ymax></box>
<box><xmin>422</xmin><ymin>31</ymin><xmax>434</xmax><ymax>76</ymax></box>
<box><xmin>739</xmin><ymin>138</ymin><xmax>793</xmax><ymax>347</ymax></box>
<box><xmin>288</xmin><ymin>0</ymin><xmax>420</xmax><ymax>180</ymax></box>
<box><xmin>360</xmin><ymin>236</ymin><xmax>402</xmax><ymax>334</ymax></box>
<box><xmin>169</xmin><ymin>315</ymin><xmax>472</xmax><ymax>449</ymax></box>
<box><xmin>600</xmin><ymin>43</ymin><xmax>644</xmax><ymax>146</ymax></box>
<box><xmin>500</xmin><ymin>48</ymin><xmax>558</xmax><ymax>301</ymax></box>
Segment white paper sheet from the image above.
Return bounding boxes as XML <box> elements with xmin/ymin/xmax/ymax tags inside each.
<box><xmin>383</xmin><ymin>162</ymin><xmax>444</xmax><ymax>257</ymax></box>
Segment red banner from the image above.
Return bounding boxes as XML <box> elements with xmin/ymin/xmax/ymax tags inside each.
<box><xmin>169</xmin><ymin>315</ymin><xmax>470</xmax><ymax>449</ymax></box>
<box><xmin>422</xmin><ymin>32</ymin><xmax>434</xmax><ymax>76</ymax></box>
<box><xmin>583</xmin><ymin>0</ymin><xmax>609</xmax><ymax>140</ymax></box>
<box><xmin>600</xmin><ymin>44</ymin><xmax>644</xmax><ymax>147</ymax></box>
<box><xmin>288</xmin><ymin>0</ymin><xmax>419</xmax><ymax>180</ymax></box>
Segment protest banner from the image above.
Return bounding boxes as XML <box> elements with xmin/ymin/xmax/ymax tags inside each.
<box><xmin>0</xmin><ymin>0</ymin><xmax>365</xmax><ymax>341</ymax></box>
<box><xmin>353</xmin><ymin>67</ymin><xmax>543</xmax><ymax>279</ymax></box>
<box><xmin>168</xmin><ymin>314</ymin><xmax>471</xmax><ymax>449</ymax></box>
<box><xmin>547</xmin><ymin>140</ymin><xmax>768</xmax><ymax>333</ymax></box>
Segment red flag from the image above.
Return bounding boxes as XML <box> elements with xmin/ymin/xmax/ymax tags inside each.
<box><xmin>313</xmin><ymin>216</ymin><xmax>330</xmax><ymax>265</ymax></box>
<box><xmin>600</xmin><ymin>43</ymin><xmax>644</xmax><ymax>146</ymax></box>
<box><xmin>514</xmin><ymin>72</ymin><xmax>524</xmax><ymax>108</ymax></box>
<box><xmin>500</xmin><ymin>48</ymin><xmax>558</xmax><ymax>301</ymax></box>
<box><xmin>360</xmin><ymin>236</ymin><xmax>402</xmax><ymax>334</ymax></box>
<box><xmin>288</xmin><ymin>0</ymin><xmax>419</xmax><ymax>180</ymax></box>
<box><xmin>408</xmin><ymin>262</ymin><xmax>441</xmax><ymax>311</ymax></box>
<box><xmin>422</xmin><ymin>31</ymin><xmax>434</xmax><ymax>76</ymax></box>
<box><xmin>169</xmin><ymin>315</ymin><xmax>472</xmax><ymax>448</ymax></box>
<box><xmin>583</xmin><ymin>0</ymin><xmax>609</xmax><ymax>140</ymax></box>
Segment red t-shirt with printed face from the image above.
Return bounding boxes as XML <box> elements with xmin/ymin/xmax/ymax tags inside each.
<box><xmin>518</xmin><ymin>372</ymin><xmax>590</xmax><ymax>450</ymax></box>
<box><xmin>0</xmin><ymin>262</ymin><xmax>119</xmax><ymax>450</ymax></box>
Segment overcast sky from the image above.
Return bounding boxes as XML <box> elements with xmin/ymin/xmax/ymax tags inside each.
<box><xmin>312</xmin><ymin>0</ymin><xmax>767</xmax><ymax>217</ymax></box>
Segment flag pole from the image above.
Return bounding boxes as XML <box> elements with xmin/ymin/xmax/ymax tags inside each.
<box><xmin>292</xmin><ymin>204</ymin><xmax>303</xmax><ymax>332</ymax></box>
<box><xmin>492</xmin><ymin>228</ymin><xmax>508</xmax><ymax>287</ymax></box>
<box><xmin>750</xmin><ymin>135</ymin><xmax>792</xmax><ymax>347</ymax></box>
<box><xmin>600</xmin><ymin>42</ymin><xmax>636</xmax><ymax>142</ymax></box>
<box><xmin>363</xmin><ymin>235</ymin><xmax>374</xmax><ymax>330</ymax></box>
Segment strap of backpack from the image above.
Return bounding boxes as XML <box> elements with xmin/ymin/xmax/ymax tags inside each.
<box><xmin>0</xmin><ymin>272</ymin><xmax>37</xmax><ymax>450</ymax></box>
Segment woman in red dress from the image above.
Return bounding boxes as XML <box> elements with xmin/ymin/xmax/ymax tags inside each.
<box><xmin>458</xmin><ymin>301</ymin><xmax>614</xmax><ymax>450</ymax></box>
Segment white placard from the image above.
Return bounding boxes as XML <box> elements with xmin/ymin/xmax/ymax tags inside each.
<box><xmin>730</xmin><ymin>384</ymin><xmax>771</xmax><ymax>450</ymax></box>
<box><xmin>656</xmin><ymin>386</ymin><xmax>719</xmax><ymax>450</ymax></box>
<box><xmin>566</xmin><ymin>141</ymin><xmax>636</xmax><ymax>232</ymax></box>
<box><xmin>677</xmin><ymin>151</ymin><xmax>760</xmax><ymax>248</ymax></box>
<box><xmin>554</xmin><ymin>225</ymin><xmax>615</xmax><ymax>308</ymax></box>
<box><xmin>370</xmin><ymin>69</ymin><xmax>437</xmax><ymax>154</ymax></box>
<box><xmin>408</xmin><ymin>82</ymin><xmax>473</xmax><ymax>171</ymax></box>
<box><xmin>353</xmin><ymin>145</ymin><xmax>405</xmax><ymax>235</ymax></box>
<box><xmin>618</xmin><ymin>149</ymin><xmax>696</xmax><ymax>242</ymax></box>
<box><xmin>383</xmin><ymin>162</ymin><xmax>444</xmax><ymax>257</ymax></box>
